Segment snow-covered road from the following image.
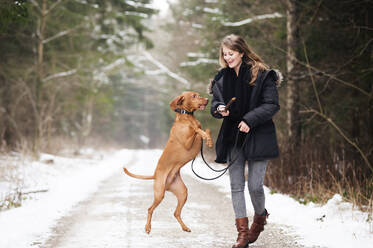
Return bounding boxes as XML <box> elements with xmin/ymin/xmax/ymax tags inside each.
<box><xmin>0</xmin><ymin>149</ymin><xmax>372</xmax><ymax>248</ymax></box>
<box><xmin>41</xmin><ymin>151</ymin><xmax>306</xmax><ymax>248</ymax></box>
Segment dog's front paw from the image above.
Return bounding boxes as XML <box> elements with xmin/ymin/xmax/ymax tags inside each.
<box><xmin>204</xmin><ymin>129</ymin><xmax>213</xmax><ymax>148</ymax></box>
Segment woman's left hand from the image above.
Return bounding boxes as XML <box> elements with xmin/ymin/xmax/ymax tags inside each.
<box><xmin>238</xmin><ymin>121</ymin><xmax>250</xmax><ymax>133</ymax></box>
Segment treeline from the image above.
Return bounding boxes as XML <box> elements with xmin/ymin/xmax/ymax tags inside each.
<box><xmin>166</xmin><ymin>0</ymin><xmax>373</xmax><ymax>207</ymax></box>
<box><xmin>0</xmin><ymin>0</ymin><xmax>172</xmax><ymax>151</ymax></box>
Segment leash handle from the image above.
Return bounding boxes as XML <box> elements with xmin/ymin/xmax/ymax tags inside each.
<box><xmin>213</xmin><ymin>97</ymin><xmax>236</xmax><ymax>114</ymax></box>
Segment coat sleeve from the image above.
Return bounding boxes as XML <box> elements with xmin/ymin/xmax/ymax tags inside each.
<box><xmin>242</xmin><ymin>71</ymin><xmax>280</xmax><ymax>128</ymax></box>
<box><xmin>210</xmin><ymin>78</ymin><xmax>225</xmax><ymax>119</ymax></box>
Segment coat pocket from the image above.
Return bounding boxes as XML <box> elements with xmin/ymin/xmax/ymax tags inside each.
<box><xmin>254</xmin><ymin>120</ymin><xmax>275</xmax><ymax>133</ymax></box>
<box><xmin>246</xmin><ymin>129</ymin><xmax>279</xmax><ymax>160</ymax></box>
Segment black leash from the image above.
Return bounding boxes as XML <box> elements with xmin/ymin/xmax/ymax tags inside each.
<box><xmin>190</xmin><ymin>129</ymin><xmax>249</xmax><ymax>180</ymax></box>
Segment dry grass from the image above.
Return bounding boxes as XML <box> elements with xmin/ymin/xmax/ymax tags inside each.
<box><xmin>266</xmin><ymin>142</ymin><xmax>373</xmax><ymax>214</ymax></box>
<box><xmin>0</xmin><ymin>151</ymin><xmax>27</xmax><ymax>210</ymax></box>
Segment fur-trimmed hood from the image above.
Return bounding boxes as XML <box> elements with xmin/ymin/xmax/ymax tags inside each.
<box><xmin>272</xmin><ymin>69</ymin><xmax>283</xmax><ymax>86</ymax></box>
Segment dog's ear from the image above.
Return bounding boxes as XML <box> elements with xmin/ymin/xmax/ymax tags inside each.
<box><xmin>170</xmin><ymin>95</ymin><xmax>185</xmax><ymax>110</ymax></box>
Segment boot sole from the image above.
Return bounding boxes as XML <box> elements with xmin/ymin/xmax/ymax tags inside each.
<box><xmin>232</xmin><ymin>244</ymin><xmax>249</xmax><ymax>248</ymax></box>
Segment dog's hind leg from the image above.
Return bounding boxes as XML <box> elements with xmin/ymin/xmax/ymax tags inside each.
<box><xmin>167</xmin><ymin>172</ymin><xmax>191</xmax><ymax>232</ymax></box>
<box><xmin>145</xmin><ymin>177</ymin><xmax>166</xmax><ymax>234</ymax></box>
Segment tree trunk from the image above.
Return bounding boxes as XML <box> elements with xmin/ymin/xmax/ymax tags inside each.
<box><xmin>363</xmin><ymin>4</ymin><xmax>373</xmax><ymax>170</ymax></box>
<box><xmin>0</xmin><ymin>80</ymin><xmax>15</xmax><ymax>148</ymax></box>
<box><xmin>33</xmin><ymin>0</ymin><xmax>47</xmax><ymax>151</ymax></box>
<box><xmin>286</xmin><ymin>0</ymin><xmax>301</xmax><ymax>148</ymax></box>
<box><xmin>369</xmin><ymin>85</ymin><xmax>373</xmax><ymax>181</ymax></box>
<box><xmin>77</xmin><ymin>94</ymin><xmax>94</xmax><ymax>148</ymax></box>
<box><xmin>37</xmin><ymin>0</ymin><xmax>47</xmax><ymax>81</ymax></box>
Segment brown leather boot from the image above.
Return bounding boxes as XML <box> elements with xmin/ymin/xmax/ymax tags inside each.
<box><xmin>232</xmin><ymin>217</ymin><xmax>249</xmax><ymax>248</ymax></box>
<box><xmin>248</xmin><ymin>209</ymin><xmax>269</xmax><ymax>243</ymax></box>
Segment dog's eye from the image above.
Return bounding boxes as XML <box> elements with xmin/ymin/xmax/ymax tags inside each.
<box><xmin>193</xmin><ymin>95</ymin><xmax>196</xmax><ymax>98</ymax></box>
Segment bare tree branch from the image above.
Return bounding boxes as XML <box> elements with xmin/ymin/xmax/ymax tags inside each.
<box><xmin>101</xmin><ymin>58</ymin><xmax>126</xmax><ymax>72</ymax></box>
<box><xmin>353</xmin><ymin>24</ymin><xmax>373</xmax><ymax>31</ymax></box>
<box><xmin>43</xmin><ymin>28</ymin><xmax>74</xmax><ymax>44</ymax></box>
<box><xmin>300</xmin><ymin>109</ymin><xmax>373</xmax><ymax>173</ymax></box>
<box><xmin>18</xmin><ymin>79</ymin><xmax>40</xmax><ymax>121</ymax></box>
<box><xmin>222</xmin><ymin>12</ymin><xmax>284</xmax><ymax>27</ymax></box>
<box><xmin>246</xmin><ymin>17</ymin><xmax>372</xmax><ymax>99</ymax></box>
<box><xmin>45</xmin><ymin>0</ymin><xmax>64</xmax><ymax>16</ymax></box>
<box><xmin>22</xmin><ymin>189</ymin><xmax>48</xmax><ymax>195</ymax></box>
<box><xmin>334</xmin><ymin>38</ymin><xmax>373</xmax><ymax>72</ymax></box>
<box><xmin>43</xmin><ymin>69</ymin><xmax>77</xmax><ymax>82</ymax></box>
<box><xmin>30</xmin><ymin>0</ymin><xmax>41</xmax><ymax>12</ymax></box>
<box><xmin>308</xmin><ymin>0</ymin><xmax>323</xmax><ymax>24</ymax></box>
<box><xmin>273</xmin><ymin>44</ymin><xmax>372</xmax><ymax>98</ymax></box>
<box><xmin>303</xmin><ymin>40</ymin><xmax>323</xmax><ymax>114</ymax></box>
<box><xmin>143</xmin><ymin>51</ymin><xmax>190</xmax><ymax>86</ymax></box>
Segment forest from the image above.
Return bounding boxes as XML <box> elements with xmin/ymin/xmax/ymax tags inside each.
<box><xmin>0</xmin><ymin>0</ymin><xmax>372</xmax><ymax>211</ymax></box>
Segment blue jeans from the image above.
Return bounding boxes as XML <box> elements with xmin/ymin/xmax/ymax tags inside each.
<box><xmin>228</xmin><ymin>147</ymin><xmax>268</xmax><ymax>218</ymax></box>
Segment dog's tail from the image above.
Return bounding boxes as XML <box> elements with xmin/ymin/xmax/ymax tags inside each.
<box><xmin>123</xmin><ymin>168</ymin><xmax>155</xmax><ymax>180</ymax></box>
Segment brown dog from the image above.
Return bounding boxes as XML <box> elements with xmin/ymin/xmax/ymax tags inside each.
<box><xmin>123</xmin><ymin>91</ymin><xmax>213</xmax><ymax>234</ymax></box>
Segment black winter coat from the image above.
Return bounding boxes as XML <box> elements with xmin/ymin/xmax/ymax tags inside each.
<box><xmin>210</xmin><ymin>68</ymin><xmax>280</xmax><ymax>163</ymax></box>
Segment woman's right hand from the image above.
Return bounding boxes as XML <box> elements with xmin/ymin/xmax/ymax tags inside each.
<box><xmin>217</xmin><ymin>105</ymin><xmax>230</xmax><ymax>116</ymax></box>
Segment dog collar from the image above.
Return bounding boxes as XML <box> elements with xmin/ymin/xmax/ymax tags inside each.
<box><xmin>175</xmin><ymin>108</ymin><xmax>194</xmax><ymax>115</ymax></box>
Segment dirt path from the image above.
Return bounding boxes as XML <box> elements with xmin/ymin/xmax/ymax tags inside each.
<box><xmin>40</xmin><ymin>151</ymin><xmax>312</xmax><ymax>248</ymax></box>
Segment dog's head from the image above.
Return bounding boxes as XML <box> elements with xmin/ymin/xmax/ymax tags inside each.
<box><xmin>170</xmin><ymin>91</ymin><xmax>209</xmax><ymax>113</ymax></box>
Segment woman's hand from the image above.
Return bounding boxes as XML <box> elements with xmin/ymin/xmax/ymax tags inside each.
<box><xmin>238</xmin><ymin>121</ymin><xmax>250</xmax><ymax>133</ymax></box>
<box><xmin>217</xmin><ymin>105</ymin><xmax>230</xmax><ymax>116</ymax></box>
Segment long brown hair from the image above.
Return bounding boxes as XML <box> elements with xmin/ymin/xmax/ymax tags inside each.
<box><xmin>219</xmin><ymin>34</ymin><xmax>269</xmax><ymax>85</ymax></box>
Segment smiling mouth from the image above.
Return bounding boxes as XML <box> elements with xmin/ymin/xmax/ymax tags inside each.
<box><xmin>199</xmin><ymin>104</ymin><xmax>207</xmax><ymax>110</ymax></box>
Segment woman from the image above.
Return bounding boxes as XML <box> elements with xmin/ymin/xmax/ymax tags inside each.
<box><xmin>209</xmin><ymin>34</ymin><xmax>280</xmax><ymax>248</ymax></box>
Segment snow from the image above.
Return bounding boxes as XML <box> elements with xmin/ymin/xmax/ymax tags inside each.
<box><xmin>151</xmin><ymin>0</ymin><xmax>176</xmax><ymax>17</ymax></box>
<box><xmin>0</xmin><ymin>149</ymin><xmax>372</xmax><ymax>248</ymax></box>
<box><xmin>192</xmin><ymin>23</ymin><xmax>203</xmax><ymax>29</ymax></box>
<box><xmin>0</xmin><ymin>149</ymin><xmax>132</xmax><ymax>248</ymax></box>
<box><xmin>186</xmin><ymin>156</ymin><xmax>373</xmax><ymax>248</ymax></box>
<box><xmin>222</xmin><ymin>12</ymin><xmax>284</xmax><ymax>27</ymax></box>
<box><xmin>123</xmin><ymin>11</ymin><xmax>149</xmax><ymax>18</ymax></box>
<box><xmin>181</xmin><ymin>52</ymin><xmax>217</xmax><ymax>67</ymax></box>
<box><xmin>125</xmin><ymin>0</ymin><xmax>154</xmax><ymax>9</ymax></box>
<box><xmin>139</xmin><ymin>135</ymin><xmax>150</xmax><ymax>144</ymax></box>
<box><xmin>203</xmin><ymin>7</ymin><xmax>221</xmax><ymax>15</ymax></box>
<box><xmin>187</xmin><ymin>52</ymin><xmax>209</xmax><ymax>58</ymax></box>
<box><xmin>101</xmin><ymin>58</ymin><xmax>126</xmax><ymax>72</ymax></box>
<box><xmin>180</xmin><ymin>58</ymin><xmax>217</xmax><ymax>67</ymax></box>
<box><xmin>43</xmin><ymin>69</ymin><xmax>77</xmax><ymax>82</ymax></box>
<box><xmin>142</xmin><ymin>51</ymin><xmax>190</xmax><ymax>86</ymax></box>
<box><xmin>264</xmin><ymin>193</ymin><xmax>373</xmax><ymax>248</ymax></box>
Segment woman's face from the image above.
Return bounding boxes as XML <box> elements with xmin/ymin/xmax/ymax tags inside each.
<box><xmin>222</xmin><ymin>45</ymin><xmax>243</xmax><ymax>71</ymax></box>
